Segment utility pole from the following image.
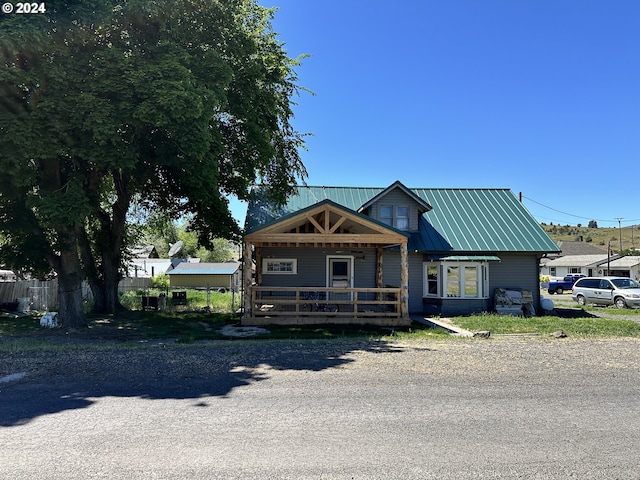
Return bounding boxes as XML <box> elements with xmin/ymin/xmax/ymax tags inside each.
<box><xmin>615</xmin><ymin>218</ymin><xmax>623</xmax><ymax>252</ymax></box>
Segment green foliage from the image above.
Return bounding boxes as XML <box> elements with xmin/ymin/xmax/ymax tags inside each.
<box><xmin>0</xmin><ymin>1</ymin><xmax>309</xmax><ymax>324</ymax></box>
<box><xmin>150</xmin><ymin>274</ymin><xmax>169</xmax><ymax>289</ymax></box>
<box><xmin>453</xmin><ymin>312</ymin><xmax>640</xmax><ymax>337</ymax></box>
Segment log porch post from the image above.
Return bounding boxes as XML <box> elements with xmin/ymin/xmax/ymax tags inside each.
<box><xmin>400</xmin><ymin>242</ymin><xmax>409</xmax><ymax>319</ymax></box>
<box><xmin>376</xmin><ymin>246</ymin><xmax>384</xmax><ymax>300</ymax></box>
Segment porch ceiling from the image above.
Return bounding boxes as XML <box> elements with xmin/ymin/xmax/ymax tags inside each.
<box><xmin>245</xmin><ymin>201</ymin><xmax>408</xmax><ymax>247</ymax></box>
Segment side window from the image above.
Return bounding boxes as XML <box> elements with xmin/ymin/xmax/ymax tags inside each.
<box><xmin>599</xmin><ymin>279</ymin><xmax>611</xmax><ymax>289</ymax></box>
<box><xmin>425</xmin><ymin>263</ymin><xmax>438</xmax><ymax>296</ymax></box>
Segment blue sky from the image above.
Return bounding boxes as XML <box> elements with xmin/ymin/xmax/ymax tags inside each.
<box><xmin>231</xmin><ymin>0</ymin><xmax>640</xmax><ymax>229</ymax></box>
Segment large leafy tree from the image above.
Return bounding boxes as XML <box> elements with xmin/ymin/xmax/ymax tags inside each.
<box><xmin>0</xmin><ymin>0</ymin><xmax>307</xmax><ymax>327</ymax></box>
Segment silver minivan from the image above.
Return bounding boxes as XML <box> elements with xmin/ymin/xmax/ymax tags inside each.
<box><xmin>572</xmin><ymin>276</ymin><xmax>640</xmax><ymax>308</ymax></box>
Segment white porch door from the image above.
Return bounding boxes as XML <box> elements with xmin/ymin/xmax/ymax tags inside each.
<box><xmin>326</xmin><ymin>256</ymin><xmax>354</xmax><ymax>288</ymax></box>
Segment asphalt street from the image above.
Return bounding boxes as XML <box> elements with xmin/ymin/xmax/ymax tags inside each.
<box><xmin>2</xmin><ymin>337</ymin><xmax>640</xmax><ymax>479</ymax></box>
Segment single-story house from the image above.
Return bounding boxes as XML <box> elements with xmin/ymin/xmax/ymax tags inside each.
<box><xmin>596</xmin><ymin>256</ymin><xmax>640</xmax><ymax>280</ymax></box>
<box><xmin>241</xmin><ymin>181</ymin><xmax>560</xmax><ymax>326</ymax></box>
<box><xmin>540</xmin><ymin>240</ymin><xmax>606</xmax><ymax>273</ymax></box>
<box><xmin>167</xmin><ymin>261</ymin><xmax>241</xmax><ymax>291</ymax></box>
<box><xmin>543</xmin><ymin>254</ymin><xmax>619</xmax><ymax>279</ymax></box>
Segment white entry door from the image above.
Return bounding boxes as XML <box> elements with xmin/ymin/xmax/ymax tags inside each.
<box><xmin>327</xmin><ymin>256</ymin><xmax>353</xmax><ymax>288</ymax></box>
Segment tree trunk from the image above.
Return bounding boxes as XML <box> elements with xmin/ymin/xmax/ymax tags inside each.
<box><xmin>57</xmin><ymin>248</ymin><xmax>87</xmax><ymax>329</ymax></box>
<box><xmin>86</xmin><ymin>170</ymin><xmax>129</xmax><ymax>314</ymax></box>
<box><xmin>102</xmin><ymin>254</ymin><xmax>123</xmax><ymax>312</ymax></box>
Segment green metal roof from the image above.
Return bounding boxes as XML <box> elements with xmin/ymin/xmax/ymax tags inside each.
<box><xmin>436</xmin><ymin>255</ymin><xmax>501</xmax><ymax>261</ymax></box>
<box><xmin>245</xmin><ymin>185</ymin><xmax>560</xmax><ymax>254</ymax></box>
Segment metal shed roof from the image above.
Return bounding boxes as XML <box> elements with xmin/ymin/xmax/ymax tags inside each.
<box><xmin>168</xmin><ymin>262</ymin><xmax>240</xmax><ymax>275</ymax></box>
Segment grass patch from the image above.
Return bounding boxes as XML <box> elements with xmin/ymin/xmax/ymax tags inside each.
<box><xmin>261</xmin><ymin>323</ymin><xmax>450</xmax><ymax>341</ymax></box>
<box><xmin>84</xmin><ymin>310</ymin><xmax>238</xmax><ymax>343</ymax></box>
<box><xmin>4</xmin><ymin>303</ymin><xmax>640</xmax><ymax>350</ymax></box>
<box><xmin>452</xmin><ymin>312</ymin><xmax>640</xmax><ymax>337</ymax></box>
<box><xmin>579</xmin><ymin>305</ymin><xmax>640</xmax><ymax>316</ymax></box>
<box><xmin>0</xmin><ymin>310</ymin><xmax>449</xmax><ymax>348</ymax></box>
<box><xmin>119</xmin><ymin>289</ymin><xmax>239</xmax><ymax>313</ymax></box>
<box><xmin>0</xmin><ymin>313</ymin><xmax>42</xmax><ymax>336</ymax></box>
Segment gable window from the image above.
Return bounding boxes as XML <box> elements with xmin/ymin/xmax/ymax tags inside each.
<box><xmin>380</xmin><ymin>206</ymin><xmax>393</xmax><ymax>227</ymax></box>
<box><xmin>396</xmin><ymin>206</ymin><xmax>409</xmax><ymax>230</ymax></box>
<box><xmin>423</xmin><ymin>261</ymin><xmax>489</xmax><ymax>299</ymax></box>
<box><xmin>379</xmin><ymin>205</ymin><xmax>410</xmax><ymax>230</ymax></box>
<box><xmin>263</xmin><ymin>258</ymin><xmax>297</xmax><ymax>274</ymax></box>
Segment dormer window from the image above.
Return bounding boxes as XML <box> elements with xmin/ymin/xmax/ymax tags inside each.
<box><xmin>396</xmin><ymin>206</ymin><xmax>409</xmax><ymax>230</ymax></box>
<box><xmin>380</xmin><ymin>205</ymin><xmax>409</xmax><ymax>230</ymax></box>
<box><xmin>380</xmin><ymin>206</ymin><xmax>393</xmax><ymax>226</ymax></box>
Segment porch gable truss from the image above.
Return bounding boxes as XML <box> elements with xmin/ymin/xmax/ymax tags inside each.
<box><xmin>246</xmin><ymin>200</ymin><xmax>408</xmax><ymax>247</ymax></box>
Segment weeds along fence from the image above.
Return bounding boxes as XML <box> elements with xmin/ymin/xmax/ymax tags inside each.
<box><xmin>0</xmin><ymin>278</ymin><xmax>152</xmax><ymax>311</ymax></box>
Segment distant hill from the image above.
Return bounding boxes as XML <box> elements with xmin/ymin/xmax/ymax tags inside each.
<box><xmin>541</xmin><ymin>223</ymin><xmax>640</xmax><ymax>253</ymax></box>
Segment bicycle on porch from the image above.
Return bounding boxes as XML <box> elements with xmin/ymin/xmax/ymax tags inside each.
<box><xmin>301</xmin><ymin>290</ymin><xmax>338</xmax><ymax>314</ymax></box>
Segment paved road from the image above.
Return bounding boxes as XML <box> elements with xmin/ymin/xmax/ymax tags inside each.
<box><xmin>2</xmin><ymin>337</ymin><xmax>640</xmax><ymax>479</ymax></box>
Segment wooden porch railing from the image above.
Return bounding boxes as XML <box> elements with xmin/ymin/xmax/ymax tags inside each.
<box><xmin>250</xmin><ymin>286</ymin><xmax>401</xmax><ymax>320</ymax></box>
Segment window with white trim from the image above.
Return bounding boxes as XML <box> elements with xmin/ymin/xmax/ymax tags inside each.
<box><xmin>379</xmin><ymin>205</ymin><xmax>410</xmax><ymax>230</ymax></box>
<box><xmin>263</xmin><ymin>258</ymin><xmax>297</xmax><ymax>274</ymax></box>
<box><xmin>423</xmin><ymin>261</ymin><xmax>489</xmax><ymax>299</ymax></box>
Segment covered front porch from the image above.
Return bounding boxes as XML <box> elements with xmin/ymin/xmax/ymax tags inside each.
<box><xmin>242</xmin><ymin>200</ymin><xmax>410</xmax><ymax>326</ymax></box>
<box><xmin>249</xmin><ymin>286</ymin><xmax>404</xmax><ymax>326</ymax></box>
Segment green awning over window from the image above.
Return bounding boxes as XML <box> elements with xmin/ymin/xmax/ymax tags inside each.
<box><xmin>436</xmin><ymin>255</ymin><xmax>501</xmax><ymax>261</ymax></box>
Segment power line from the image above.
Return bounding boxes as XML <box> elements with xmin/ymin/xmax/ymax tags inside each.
<box><xmin>522</xmin><ymin>195</ymin><xmax>640</xmax><ymax>225</ymax></box>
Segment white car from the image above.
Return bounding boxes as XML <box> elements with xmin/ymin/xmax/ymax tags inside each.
<box><xmin>572</xmin><ymin>276</ymin><xmax>640</xmax><ymax>308</ymax></box>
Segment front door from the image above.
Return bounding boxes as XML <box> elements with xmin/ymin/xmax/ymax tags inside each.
<box><xmin>327</xmin><ymin>256</ymin><xmax>353</xmax><ymax>288</ymax></box>
<box><xmin>327</xmin><ymin>256</ymin><xmax>354</xmax><ymax>303</ymax></box>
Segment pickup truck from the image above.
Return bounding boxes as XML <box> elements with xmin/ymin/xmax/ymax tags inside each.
<box><xmin>547</xmin><ymin>274</ymin><xmax>585</xmax><ymax>294</ymax></box>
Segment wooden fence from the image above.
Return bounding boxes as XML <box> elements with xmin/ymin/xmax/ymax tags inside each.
<box><xmin>0</xmin><ymin>278</ymin><xmax>152</xmax><ymax>311</ymax></box>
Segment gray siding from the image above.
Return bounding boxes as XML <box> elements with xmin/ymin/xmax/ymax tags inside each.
<box><xmin>489</xmin><ymin>253</ymin><xmax>542</xmax><ymax>308</ymax></box>
<box><xmin>370</xmin><ymin>189</ymin><xmax>420</xmax><ymax>232</ymax></box>
<box><xmin>257</xmin><ymin>248</ymin><xmax>542</xmax><ymax>316</ymax></box>
<box><xmin>259</xmin><ymin>247</ymin><xmax>378</xmax><ymax>288</ymax></box>
<box><xmin>381</xmin><ymin>250</ymin><xmax>424</xmax><ymax>313</ymax></box>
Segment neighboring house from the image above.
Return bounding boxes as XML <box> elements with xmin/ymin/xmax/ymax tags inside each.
<box><xmin>540</xmin><ymin>240</ymin><xmax>606</xmax><ymax>274</ymax></box>
<box><xmin>543</xmin><ymin>254</ymin><xmax>618</xmax><ymax>279</ymax></box>
<box><xmin>167</xmin><ymin>261</ymin><xmax>241</xmax><ymax>291</ymax></box>
<box><xmin>125</xmin><ymin>258</ymin><xmax>173</xmax><ymax>278</ymax></box>
<box><xmin>596</xmin><ymin>256</ymin><xmax>640</xmax><ymax>280</ymax></box>
<box><xmin>242</xmin><ymin>181</ymin><xmax>560</xmax><ymax>326</ymax></box>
